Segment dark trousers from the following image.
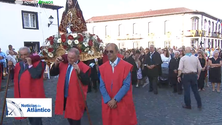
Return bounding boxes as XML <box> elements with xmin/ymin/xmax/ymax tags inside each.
<box><xmin>0</xmin><ymin>63</ymin><xmax>3</xmax><ymax>79</ymax></box>
<box><xmin>148</xmin><ymin>76</ymin><xmax>158</xmax><ymax>93</ymax></box>
<box><xmin>170</xmin><ymin>77</ymin><xmax>182</xmax><ymax>93</ymax></box>
<box><xmin>182</xmin><ymin>74</ymin><xmax>202</xmax><ymax>107</ymax></box>
<box><xmin>28</xmin><ymin>117</ymin><xmax>42</xmax><ymax>125</ymax></box>
<box><xmin>64</xmin><ymin>98</ymin><xmax>81</xmax><ymax>125</ymax></box>
<box><xmin>198</xmin><ymin>71</ymin><xmax>205</xmax><ymax>89</ymax></box>
<box><xmin>88</xmin><ymin>79</ymin><xmax>98</xmax><ymax>92</ymax></box>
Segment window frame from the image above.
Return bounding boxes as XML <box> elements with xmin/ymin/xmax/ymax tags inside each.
<box><xmin>21</xmin><ymin>10</ymin><xmax>39</xmax><ymax>30</ymax></box>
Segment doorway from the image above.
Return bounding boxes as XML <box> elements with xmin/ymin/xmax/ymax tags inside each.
<box><xmin>24</xmin><ymin>42</ymin><xmax>40</xmax><ymax>53</ymax></box>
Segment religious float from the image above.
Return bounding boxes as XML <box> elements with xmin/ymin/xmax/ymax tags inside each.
<box><xmin>39</xmin><ymin>0</ymin><xmax>103</xmax><ymax>65</ymax></box>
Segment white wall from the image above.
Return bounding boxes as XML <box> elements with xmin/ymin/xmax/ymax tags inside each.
<box><xmin>0</xmin><ymin>2</ymin><xmax>59</xmax><ymax>53</ymax></box>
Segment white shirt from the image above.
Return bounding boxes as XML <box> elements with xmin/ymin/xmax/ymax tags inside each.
<box><xmin>109</xmin><ymin>57</ymin><xmax>118</xmax><ymax>73</ymax></box>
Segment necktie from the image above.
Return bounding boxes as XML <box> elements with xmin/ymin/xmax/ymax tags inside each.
<box><xmin>64</xmin><ymin>64</ymin><xmax>72</xmax><ymax>98</ymax></box>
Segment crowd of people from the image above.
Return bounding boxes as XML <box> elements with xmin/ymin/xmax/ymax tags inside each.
<box><xmin>1</xmin><ymin>43</ymin><xmax>222</xmax><ymax>125</ymax></box>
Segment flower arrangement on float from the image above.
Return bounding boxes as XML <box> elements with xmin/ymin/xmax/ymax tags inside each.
<box><xmin>40</xmin><ymin>32</ymin><xmax>103</xmax><ymax>61</ymax></box>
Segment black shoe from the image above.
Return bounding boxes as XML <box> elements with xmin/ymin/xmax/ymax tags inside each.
<box><xmin>154</xmin><ymin>92</ymin><xmax>158</xmax><ymax>95</ymax></box>
<box><xmin>173</xmin><ymin>90</ymin><xmax>177</xmax><ymax>93</ymax></box>
<box><xmin>149</xmin><ymin>89</ymin><xmax>153</xmax><ymax>92</ymax></box>
<box><xmin>182</xmin><ymin>105</ymin><xmax>191</xmax><ymax>109</ymax></box>
<box><xmin>87</xmin><ymin>90</ymin><xmax>92</xmax><ymax>93</ymax></box>
<box><xmin>178</xmin><ymin>92</ymin><xmax>182</xmax><ymax>95</ymax></box>
<box><xmin>198</xmin><ymin>106</ymin><xmax>202</xmax><ymax>110</ymax></box>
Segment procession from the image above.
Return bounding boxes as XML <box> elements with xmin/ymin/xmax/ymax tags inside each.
<box><xmin>1</xmin><ymin>0</ymin><xmax>222</xmax><ymax>125</ymax></box>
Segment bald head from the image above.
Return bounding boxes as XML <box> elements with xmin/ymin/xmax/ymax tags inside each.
<box><xmin>106</xmin><ymin>43</ymin><xmax>118</xmax><ymax>52</ymax></box>
<box><xmin>185</xmin><ymin>47</ymin><xmax>191</xmax><ymax>53</ymax></box>
<box><xmin>106</xmin><ymin>43</ymin><xmax>118</xmax><ymax>62</ymax></box>
<box><xmin>68</xmin><ymin>48</ymin><xmax>80</xmax><ymax>55</ymax></box>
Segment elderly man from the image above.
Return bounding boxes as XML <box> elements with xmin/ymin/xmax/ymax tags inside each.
<box><xmin>99</xmin><ymin>43</ymin><xmax>137</xmax><ymax>125</ymax></box>
<box><xmin>145</xmin><ymin>45</ymin><xmax>162</xmax><ymax>94</ymax></box>
<box><xmin>8</xmin><ymin>46</ymin><xmax>46</xmax><ymax>125</ymax></box>
<box><xmin>169</xmin><ymin>51</ymin><xmax>182</xmax><ymax>94</ymax></box>
<box><xmin>50</xmin><ymin>48</ymin><xmax>90</xmax><ymax>125</ymax></box>
<box><xmin>0</xmin><ymin>48</ymin><xmax>7</xmax><ymax>80</ymax></box>
<box><xmin>177</xmin><ymin>47</ymin><xmax>202</xmax><ymax>109</ymax></box>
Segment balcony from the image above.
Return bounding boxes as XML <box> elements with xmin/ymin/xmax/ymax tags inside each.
<box><xmin>185</xmin><ymin>30</ymin><xmax>207</xmax><ymax>37</ymax></box>
<box><xmin>117</xmin><ymin>34</ymin><xmax>142</xmax><ymax>40</ymax></box>
<box><xmin>212</xmin><ymin>32</ymin><xmax>218</xmax><ymax>38</ymax></box>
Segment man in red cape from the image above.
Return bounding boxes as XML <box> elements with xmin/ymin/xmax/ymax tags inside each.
<box><xmin>50</xmin><ymin>48</ymin><xmax>90</xmax><ymax>125</ymax></box>
<box><xmin>0</xmin><ymin>64</ymin><xmax>2</xmax><ymax>90</ymax></box>
<box><xmin>99</xmin><ymin>43</ymin><xmax>137</xmax><ymax>125</ymax></box>
<box><xmin>8</xmin><ymin>46</ymin><xmax>46</xmax><ymax>125</ymax></box>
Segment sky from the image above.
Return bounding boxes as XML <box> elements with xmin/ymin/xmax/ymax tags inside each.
<box><xmin>52</xmin><ymin>0</ymin><xmax>222</xmax><ymax>22</ymax></box>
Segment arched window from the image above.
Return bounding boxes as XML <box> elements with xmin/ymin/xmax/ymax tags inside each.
<box><xmin>164</xmin><ymin>20</ymin><xmax>170</xmax><ymax>34</ymax></box>
<box><xmin>133</xmin><ymin>23</ymin><xmax>138</xmax><ymax>35</ymax></box>
<box><xmin>118</xmin><ymin>24</ymin><xmax>123</xmax><ymax>36</ymax></box>
<box><xmin>148</xmin><ymin>22</ymin><xmax>151</xmax><ymax>34</ymax></box>
<box><xmin>208</xmin><ymin>21</ymin><xmax>211</xmax><ymax>34</ymax></box>
<box><xmin>191</xmin><ymin>17</ymin><xmax>199</xmax><ymax>30</ymax></box>
<box><xmin>105</xmin><ymin>25</ymin><xmax>109</xmax><ymax>36</ymax></box>
<box><xmin>148</xmin><ymin>22</ymin><xmax>153</xmax><ymax>34</ymax></box>
<box><xmin>92</xmin><ymin>26</ymin><xmax>96</xmax><ymax>34</ymax></box>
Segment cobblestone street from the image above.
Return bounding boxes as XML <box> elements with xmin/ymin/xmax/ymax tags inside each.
<box><xmin>1</xmin><ymin>77</ymin><xmax>222</xmax><ymax>125</ymax></box>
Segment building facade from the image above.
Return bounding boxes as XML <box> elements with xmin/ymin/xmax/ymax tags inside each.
<box><xmin>0</xmin><ymin>0</ymin><xmax>62</xmax><ymax>53</ymax></box>
<box><xmin>86</xmin><ymin>7</ymin><xmax>222</xmax><ymax>49</ymax></box>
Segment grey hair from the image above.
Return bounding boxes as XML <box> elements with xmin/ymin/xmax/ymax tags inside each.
<box><xmin>68</xmin><ymin>48</ymin><xmax>80</xmax><ymax>56</ymax></box>
<box><xmin>213</xmin><ymin>50</ymin><xmax>219</xmax><ymax>57</ymax></box>
<box><xmin>19</xmin><ymin>46</ymin><xmax>31</xmax><ymax>53</ymax></box>
<box><xmin>174</xmin><ymin>51</ymin><xmax>180</xmax><ymax>55</ymax></box>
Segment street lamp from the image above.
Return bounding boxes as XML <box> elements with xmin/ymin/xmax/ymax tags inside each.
<box><xmin>48</xmin><ymin>15</ymin><xmax>54</xmax><ymax>27</ymax></box>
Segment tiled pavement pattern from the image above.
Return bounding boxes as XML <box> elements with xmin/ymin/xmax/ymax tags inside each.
<box><xmin>0</xmin><ymin>77</ymin><xmax>222</xmax><ymax>125</ymax></box>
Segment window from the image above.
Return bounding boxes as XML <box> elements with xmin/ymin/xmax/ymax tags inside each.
<box><xmin>212</xmin><ymin>22</ymin><xmax>214</xmax><ymax>33</ymax></box>
<box><xmin>105</xmin><ymin>25</ymin><xmax>108</xmax><ymax>36</ymax></box>
<box><xmin>164</xmin><ymin>20</ymin><xmax>170</xmax><ymax>34</ymax></box>
<box><xmin>133</xmin><ymin>23</ymin><xmax>139</xmax><ymax>35</ymax></box>
<box><xmin>204</xmin><ymin>19</ymin><xmax>207</xmax><ymax>31</ymax></box>
<box><xmin>208</xmin><ymin>21</ymin><xmax>211</xmax><ymax>34</ymax></box>
<box><xmin>191</xmin><ymin>17</ymin><xmax>199</xmax><ymax>30</ymax></box>
<box><xmin>218</xmin><ymin>25</ymin><xmax>220</xmax><ymax>33</ymax></box>
<box><xmin>22</xmin><ymin>11</ymin><xmax>38</xmax><ymax>29</ymax></box>
<box><xmin>148</xmin><ymin>22</ymin><xmax>154</xmax><ymax>34</ymax></box>
<box><xmin>92</xmin><ymin>26</ymin><xmax>96</xmax><ymax>34</ymax></box>
<box><xmin>118</xmin><ymin>24</ymin><xmax>123</xmax><ymax>36</ymax></box>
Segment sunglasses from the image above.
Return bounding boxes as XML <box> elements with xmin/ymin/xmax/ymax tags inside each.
<box><xmin>105</xmin><ymin>50</ymin><xmax>114</xmax><ymax>54</ymax></box>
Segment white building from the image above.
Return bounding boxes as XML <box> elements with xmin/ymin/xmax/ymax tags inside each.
<box><xmin>0</xmin><ymin>0</ymin><xmax>63</xmax><ymax>53</ymax></box>
<box><xmin>86</xmin><ymin>7</ymin><xmax>222</xmax><ymax>49</ymax></box>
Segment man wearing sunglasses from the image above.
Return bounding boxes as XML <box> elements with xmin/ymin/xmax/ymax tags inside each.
<box><xmin>99</xmin><ymin>43</ymin><xmax>137</xmax><ymax>125</ymax></box>
<box><xmin>102</xmin><ymin>43</ymin><xmax>124</xmax><ymax>63</ymax></box>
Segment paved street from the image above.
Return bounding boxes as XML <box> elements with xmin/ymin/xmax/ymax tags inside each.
<box><xmin>1</xmin><ymin>77</ymin><xmax>222</xmax><ymax>125</ymax></box>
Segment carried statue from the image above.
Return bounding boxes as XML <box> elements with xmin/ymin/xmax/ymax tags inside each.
<box><xmin>59</xmin><ymin>0</ymin><xmax>87</xmax><ymax>34</ymax></box>
<box><xmin>39</xmin><ymin>0</ymin><xmax>103</xmax><ymax>63</ymax></box>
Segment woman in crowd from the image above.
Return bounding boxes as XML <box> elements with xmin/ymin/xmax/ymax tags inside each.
<box><xmin>135</xmin><ymin>50</ymin><xmax>142</xmax><ymax>87</ymax></box>
<box><xmin>197</xmin><ymin>50</ymin><xmax>207</xmax><ymax>91</ymax></box>
<box><xmin>209</xmin><ymin>50</ymin><xmax>222</xmax><ymax>92</ymax></box>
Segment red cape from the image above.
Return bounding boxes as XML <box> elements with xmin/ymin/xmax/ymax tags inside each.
<box><xmin>14</xmin><ymin>61</ymin><xmax>46</xmax><ymax>120</ymax></box>
<box><xmin>0</xmin><ymin>64</ymin><xmax>2</xmax><ymax>90</ymax></box>
<box><xmin>55</xmin><ymin>61</ymin><xmax>89</xmax><ymax>120</ymax></box>
<box><xmin>102</xmin><ymin>53</ymin><xmax>124</xmax><ymax>63</ymax></box>
<box><xmin>99</xmin><ymin>60</ymin><xmax>137</xmax><ymax>125</ymax></box>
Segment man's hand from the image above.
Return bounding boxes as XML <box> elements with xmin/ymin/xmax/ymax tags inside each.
<box><xmin>0</xmin><ymin>56</ymin><xmax>3</xmax><ymax>60</ymax></box>
<box><xmin>25</xmin><ymin>57</ymin><xmax>32</xmax><ymax>66</ymax></box>
<box><xmin>107</xmin><ymin>98</ymin><xmax>117</xmax><ymax>109</ymax></box>
<box><xmin>55</xmin><ymin>56</ymin><xmax>63</xmax><ymax>66</ymax></box>
<box><xmin>150</xmin><ymin>65</ymin><xmax>155</xmax><ymax>69</ymax></box>
<box><xmin>177</xmin><ymin>77</ymin><xmax>181</xmax><ymax>83</ymax></box>
<box><xmin>197</xmin><ymin>75</ymin><xmax>200</xmax><ymax>80</ymax></box>
<box><xmin>174</xmin><ymin>70</ymin><xmax>178</xmax><ymax>74</ymax></box>
<box><xmin>201</xmin><ymin>68</ymin><xmax>205</xmax><ymax>71</ymax></box>
<box><xmin>73</xmin><ymin>63</ymin><xmax>80</xmax><ymax>74</ymax></box>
